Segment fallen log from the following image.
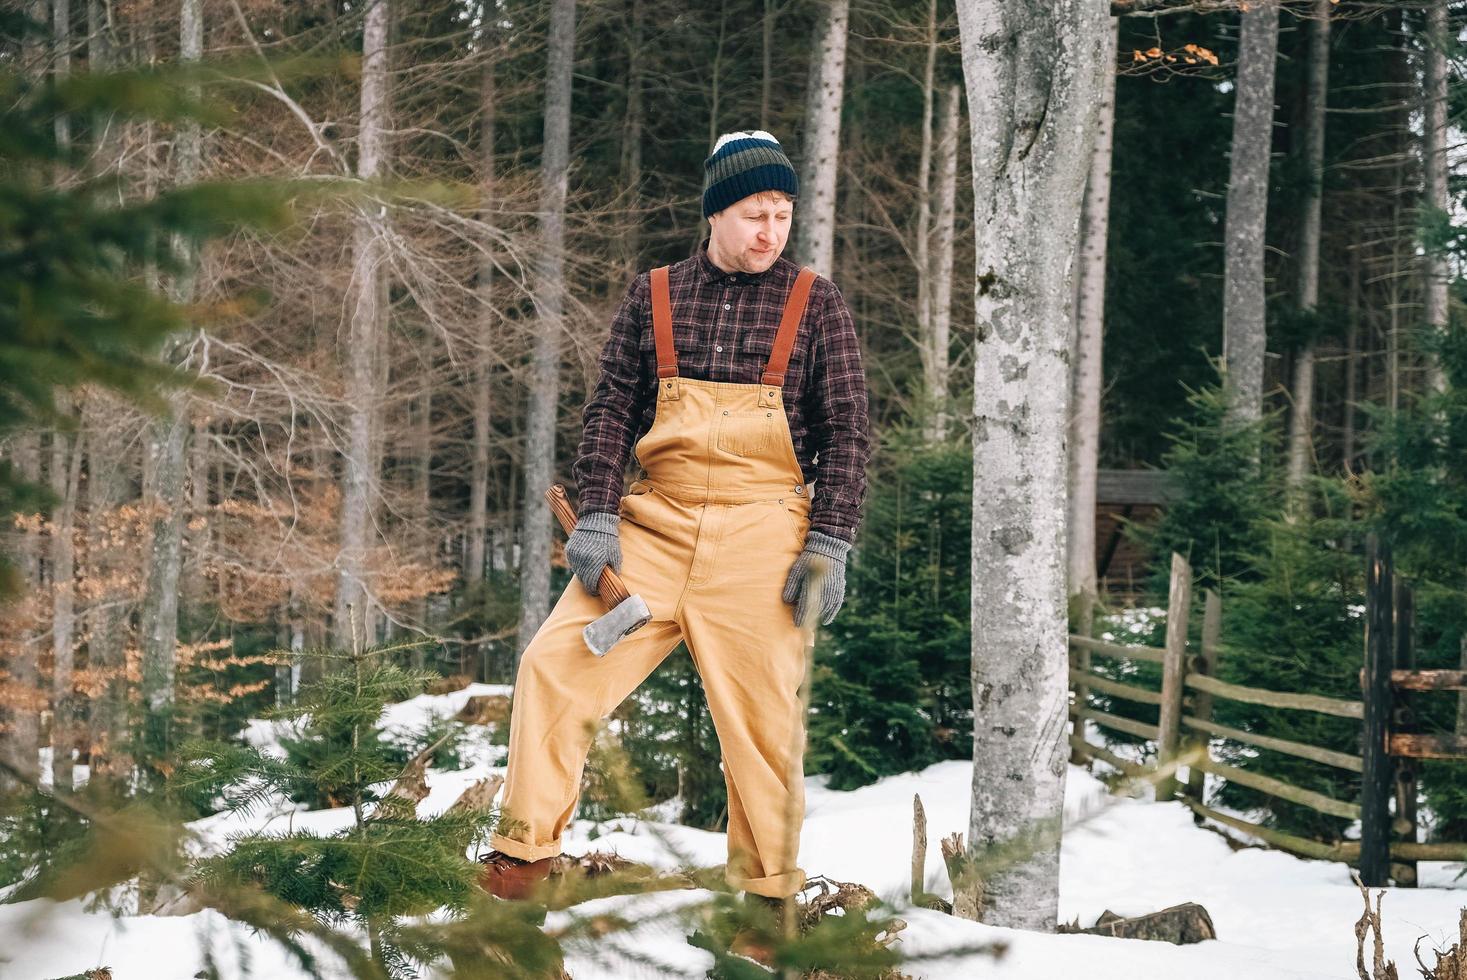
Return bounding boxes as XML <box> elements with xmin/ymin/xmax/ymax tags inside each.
<box><xmin>1059</xmin><ymin>902</ymin><xmax>1216</xmax><ymax>944</ymax></box>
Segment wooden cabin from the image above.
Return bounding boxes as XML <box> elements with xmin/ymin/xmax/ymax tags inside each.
<box><xmin>1094</xmin><ymin>469</ymin><xmax>1177</xmax><ymax>598</ymax></box>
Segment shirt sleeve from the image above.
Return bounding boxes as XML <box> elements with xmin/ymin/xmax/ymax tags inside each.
<box><xmin>573</xmin><ymin>272</ymin><xmax>651</xmax><ymax>517</ymax></box>
<box><xmin>804</xmin><ymin>281</ymin><xmax>872</xmax><ymax>544</ymax></box>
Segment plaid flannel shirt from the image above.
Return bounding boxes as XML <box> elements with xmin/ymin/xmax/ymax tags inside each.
<box><xmin>573</xmin><ymin>236</ymin><xmax>871</xmax><ymax>544</ymax></box>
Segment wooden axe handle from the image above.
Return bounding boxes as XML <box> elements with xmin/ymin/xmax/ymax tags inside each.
<box><xmin>544</xmin><ymin>484</ymin><xmax>632</xmax><ymax>608</ymax></box>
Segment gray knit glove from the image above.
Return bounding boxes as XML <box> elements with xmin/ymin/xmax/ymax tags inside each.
<box><xmin>566</xmin><ymin>511</ymin><xmax>621</xmax><ymax>596</ymax></box>
<box><xmin>781</xmin><ymin>530</ymin><xmax>852</xmax><ymax>627</ymax></box>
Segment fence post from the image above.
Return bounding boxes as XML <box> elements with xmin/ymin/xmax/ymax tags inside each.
<box><xmin>1392</xmin><ymin>578</ymin><xmax>1417</xmax><ymax>887</ymax></box>
<box><xmin>1069</xmin><ymin>594</ymin><xmax>1096</xmax><ymax>766</ymax></box>
<box><xmin>1157</xmin><ymin>552</ymin><xmax>1192</xmax><ymax>802</ymax></box>
<box><xmin>1361</xmin><ymin>533</ymin><xmax>1394</xmax><ymax>886</ymax></box>
<box><xmin>1183</xmin><ymin>588</ymin><xmax>1220</xmax><ymax>810</ymax></box>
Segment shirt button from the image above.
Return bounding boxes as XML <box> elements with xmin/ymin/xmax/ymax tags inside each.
<box><xmin>726</xmin><ymin>276</ymin><xmax>736</xmax><ymax>283</ymax></box>
<box><xmin>723</xmin><ymin>303</ymin><xmax>731</xmax><ymax>310</ymax></box>
<box><xmin>715</xmin><ymin>345</ymin><xmax>723</xmax><ymax>352</ymax></box>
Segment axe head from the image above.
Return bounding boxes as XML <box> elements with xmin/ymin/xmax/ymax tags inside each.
<box><xmin>583</xmin><ymin>593</ymin><xmax>652</xmax><ymax>656</ymax></box>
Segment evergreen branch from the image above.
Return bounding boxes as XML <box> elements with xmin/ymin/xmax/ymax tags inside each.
<box><xmin>0</xmin><ymin>756</ymin><xmax>389</xmax><ymax>980</ymax></box>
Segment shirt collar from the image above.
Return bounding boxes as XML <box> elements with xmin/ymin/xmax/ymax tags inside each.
<box><xmin>692</xmin><ymin>235</ymin><xmax>781</xmax><ymax>286</ymax></box>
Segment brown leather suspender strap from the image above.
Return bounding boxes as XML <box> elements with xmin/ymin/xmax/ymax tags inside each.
<box><xmin>761</xmin><ymin>266</ymin><xmax>817</xmax><ymax>388</ymax></box>
<box><xmin>650</xmin><ymin>265</ymin><xmax>678</xmax><ymax>379</ymax></box>
<box><xmin>651</xmin><ymin>262</ymin><xmax>814</xmax><ymax>387</ymax></box>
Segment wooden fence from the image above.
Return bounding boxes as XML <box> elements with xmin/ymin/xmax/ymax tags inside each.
<box><xmin>1067</xmin><ymin>538</ymin><xmax>1467</xmax><ymax>887</ymax></box>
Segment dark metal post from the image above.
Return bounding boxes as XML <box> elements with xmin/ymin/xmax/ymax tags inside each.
<box><xmin>1361</xmin><ymin>533</ymin><xmax>1394</xmax><ymax>886</ymax></box>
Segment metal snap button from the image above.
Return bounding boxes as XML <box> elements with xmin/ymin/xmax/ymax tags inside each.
<box><xmin>766</xmin><ymin>412</ymin><xmax>772</xmax><ymax>417</ymax></box>
<box><xmin>767</xmin><ymin>390</ymin><xmax>776</xmax><ymax>398</ymax></box>
<box><xmin>723</xmin><ymin>410</ymin><xmax>729</xmax><ymax>415</ymax></box>
<box><xmin>795</xmin><ymin>486</ymin><xmax>804</xmax><ymax>494</ymax></box>
<box><xmin>723</xmin><ymin>303</ymin><xmax>731</xmax><ymax>310</ymax></box>
<box><xmin>715</xmin><ymin>345</ymin><xmax>723</xmax><ymax>352</ymax></box>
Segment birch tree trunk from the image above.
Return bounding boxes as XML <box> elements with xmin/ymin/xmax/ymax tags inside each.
<box><xmin>792</xmin><ymin>0</ymin><xmax>849</xmax><ymax>278</ymax></box>
<box><xmin>762</xmin><ymin>0</ymin><xmax>775</xmax><ymax>130</ymax></box>
<box><xmin>1222</xmin><ymin>0</ymin><xmax>1279</xmax><ymax>427</ymax></box>
<box><xmin>412</xmin><ymin>347</ymin><xmax>433</xmax><ymax>646</ymax></box>
<box><xmin>139</xmin><ymin>0</ymin><xmax>204</xmax><ymax>722</ymax></box>
<box><xmin>465</xmin><ymin>24</ymin><xmax>498</xmax><ymax>680</ymax></box>
<box><xmin>620</xmin><ymin>0</ymin><xmax>644</xmax><ymax>275</ymax></box>
<box><xmin>139</xmin><ymin>386</ymin><xmax>189</xmax><ymax>717</ymax></box>
<box><xmin>515</xmin><ymin>0</ymin><xmax>576</xmax><ymax>664</ymax></box>
<box><xmin>84</xmin><ymin>5</ymin><xmax>130</xmax><ymax>779</ymax></box>
<box><xmin>916</xmin><ymin>0</ymin><xmax>937</xmax><ymax>413</ymax></box>
<box><xmin>1387</xmin><ymin>9</ymin><xmax>1408</xmax><ymax>417</ymax></box>
<box><xmin>49</xmin><ymin>399</ymin><xmax>80</xmax><ymax>791</ymax></box>
<box><xmin>1423</xmin><ymin>0</ymin><xmax>1449</xmax><ymax>395</ymax></box>
<box><xmin>84</xmin><ymin>397</ymin><xmax>129</xmax><ymax>782</ymax></box>
<box><xmin>955</xmin><ymin>0</ymin><xmax>1108</xmax><ymax>930</ymax></box>
<box><xmin>1066</xmin><ymin>17</ymin><xmax>1118</xmax><ymax>606</ymax></box>
<box><xmin>47</xmin><ymin>0</ymin><xmax>78</xmax><ymax>792</ymax></box>
<box><xmin>3</xmin><ymin>2</ymin><xmax>52</xmax><ymax>791</ymax></box>
<box><xmin>53</xmin><ymin>0</ymin><xmax>70</xmax><ymax>151</ymax></box>
<box><xmin>334</xmin><ymin>0</ymin><xmax>391</xmax><ymax>650</ymax></box>
<box><xmin>1342</xmin><ymin>247</ymin><xmax>1360</xmax><ymax>470</ymax></box>
<box><xmin>1285</xmin><ymin>0</ymin><xmax>1330</xmax><ymax>492</ymax></box>
<box><xmin>3</xmin><ymin>435</ymin><xmax>42</xmax><ymax>789</ymax></box>
<box><xmin>928</xmin><ymin>82</ymin><xmax>961</xmax><ymax>443</ymax></box>
<box><xmin>184</xmin><ymin>411</ymin><xmax>210</xmax><ymax>611</ymax></box>
<box><xmin>707</xmin><ymin>6</ymin><xmax>728</xmax><ymax>152</ymax></box>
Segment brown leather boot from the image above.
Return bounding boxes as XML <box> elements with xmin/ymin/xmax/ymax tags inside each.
<box><xmin>728</xmin><ymin>893</ymin><xmax>795</xmax><ymax>968</ymax></box>
<box><xmin>478</xmin><ymin>849</ymin><xmax>555</xmax><ymax>901</ymax></box>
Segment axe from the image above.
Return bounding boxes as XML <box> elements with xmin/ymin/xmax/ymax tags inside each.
<box><xmin>544</xmin><ymin>484</ymin><xmax>652</xmax><ymax>656</ymax></box>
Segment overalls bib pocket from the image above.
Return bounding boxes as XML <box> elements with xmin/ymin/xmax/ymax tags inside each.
<box><xmin>717</xmin><ymin>409</ymin><xmax>776</xmax><ymax>457</ymax></box>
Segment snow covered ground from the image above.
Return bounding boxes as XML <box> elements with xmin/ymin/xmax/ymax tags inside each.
<box><xmin>6</xmin><ymin>682</ymin><xmax>1467</xmax><ymax>979</ymax></box>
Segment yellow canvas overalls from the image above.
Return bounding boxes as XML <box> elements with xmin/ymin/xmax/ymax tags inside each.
<box><xmin>489</xmin><ymin>263</ymin><xmax>820</xmax><ymax>898</ymax></box>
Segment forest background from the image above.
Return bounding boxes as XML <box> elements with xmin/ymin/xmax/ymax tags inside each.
<box><xmin>1</xmin><ymin>0</ymin><xmax>1465</xmax><ymax>973</ymax></box>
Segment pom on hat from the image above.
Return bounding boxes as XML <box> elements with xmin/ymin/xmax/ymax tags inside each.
<box><xmin>712</xmin><ymin>129</ymin><xmax>781</xmax><ymax>153</ymax></box>
<box><xmin>702</xmin><ymin>130</ymin><xmax>799</xmax><ymax>219</ymax></box>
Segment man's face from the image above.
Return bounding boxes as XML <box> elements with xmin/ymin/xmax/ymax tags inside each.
<box><xmin>707</xmin><ymin>191</ymin><xmax>794</xmax><ymax>274</ymax></box>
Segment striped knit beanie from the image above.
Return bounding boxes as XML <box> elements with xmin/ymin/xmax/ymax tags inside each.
<box><xmin>702</xmin><ymin>130</ymin><xmax>799</xmax><ymax>219</ymax></box>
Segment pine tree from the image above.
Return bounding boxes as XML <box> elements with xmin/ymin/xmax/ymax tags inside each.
<box><xmin>808</xmin><ymin>421</ymin><xmax>972</xmax><ymax>790</ymax></box>
<box><xmin>1209</xmin><ymin>491</ymin><xmax>1364</xmax><ymax>841</ymax></box>
<box><xmin>1133</xmin><ymin>377</ymin><xmax>1277</xmax><ymax>593</ymax></box>
<box><xmin>1364</xmin><ymin>319</ymin><xmax>1467</xmax><ymax>840</ymax></box>
<box><xmin>182</xmin><ymin>638</ymin><xmax>495</xmax><ymax>977</ymax></box>
<box><xmin>1094</xmin><ymin>378</ymin><xmax>1278</xmax><ymax>764</ymax></box>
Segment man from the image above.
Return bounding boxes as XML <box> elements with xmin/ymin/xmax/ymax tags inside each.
<box><xmin>480</xmin><ymin>130</ymin><xmax>871</xmax><ymax>925</ymax></box>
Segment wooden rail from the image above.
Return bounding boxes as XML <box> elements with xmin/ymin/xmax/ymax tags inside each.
<box><xmin>1070</xmin><ymin>704</ymin><xmax>1159</xmax><ymax>741</ymax></box>
<box><xmin>1182</xmin><ymin>674</ymin><xmax>1363</xmax><ymax>720</ymax></box>
<box><xmin>1387</xmin><ymin>734</ymin><xmax>1467</xmax><ymax>760</ymax></box>
<box><xmin>1068</xmin><ymin>634</ymin><xmax>1165</xmax><ymax>665</ymax></box>
<box><xmin>1067</xmin><ymin>546</ymin><xmax>1458</xmax><ymax>886</ymax></box>
<box><xmin>1067</xmin><ymin>667</ymin><xmax>1161</xmax><ymax>706</ymax></box>
<box><xmin>1180</xmin><ymin>799</ymin><xmax>1358</xmax><ymax>862</ymax></box>
<box><xmin>1391</xmin><ymin>669</ymin><xmax>1467</xmax><ymax>692</ymax></box>
<box><xmin>1189</xmin><ymin>754</ymin><xmax>1360</xmax><ymax>820</ymax></box>
<box><xmin>1181</xmin><ymin>715</ymin><xmax>1362</xmax><ymax>773</ymax></box>
<box><xmin>1180</xmin><ymin>799</ymin><xmax>1467</xmax><ymax>864</ymax></box>
<box><xmin>1068</xmin><ymin>733</ymin><xmax>1147</xmax><ymax>778</ymax></box>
